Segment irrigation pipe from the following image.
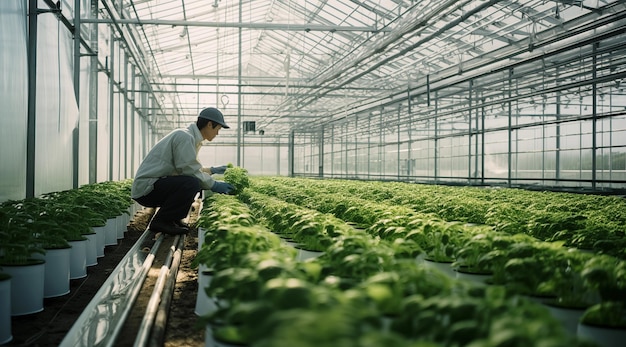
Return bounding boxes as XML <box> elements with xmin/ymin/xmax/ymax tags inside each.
<box><xmin>58</xmin><ymin>228</ymin><xmax>164</xmax><ymax>347</ymax></box>
<box><xmin>149</xmin><ymin>234</ymin><xmax>186</xmax><ymax>347</ymax></box>
<box><xmin>105</xmin><ymin>234</ymin><xmax>165</xmax><ymax>347</ymax></box>
<box><xmin>134</xmin><ymin>235</ymin><xmax>182</xmax><ymax>346</ymax></box>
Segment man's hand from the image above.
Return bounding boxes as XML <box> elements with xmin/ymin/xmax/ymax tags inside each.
<box><xmin>210</xmin><ymin>165</ymin><xmax>228</xmax><ymax>175</ymax></box>
<box><xmin>210</xmin><ymin>181</ymin><xmax>235</xmax><ymax>194</ymax></box>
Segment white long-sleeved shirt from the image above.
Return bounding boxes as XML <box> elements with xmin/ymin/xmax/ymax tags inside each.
<box><xmin>131</xmin><ymin>123</ymin><xmax>215</xmax><ymax>199</ymax></box>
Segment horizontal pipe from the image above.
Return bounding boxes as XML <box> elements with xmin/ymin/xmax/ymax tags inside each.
<box><xmin>81</xmin><ymin>18</ymin><xmax>383</xmax><ymax>32</ymax></box>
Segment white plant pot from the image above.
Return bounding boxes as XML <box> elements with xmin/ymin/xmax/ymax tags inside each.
<box><xmin>577</xmin><ymin>323</ymin><xmax>626</xmax><ymax>347</ymax></box>
<box><xmin>126</xmin><ymin>206</ymin><xmax>133</xmax><ymax>224</ymax></box>
<box><xmin>197</xmin><ymin>228</ymin><xmax>210</xmax><ymax>278</ymax></box>
<box><xmin>524</xmin><ymin>293</ymin><xmax>557</xmax><ymax>305</ymax></box>
<box><xmin>454</xmin><ymin>268</ymin><xmax>492</xmax><ymax>286</ymax></box>
<box><xmin>295</xmin><ymin>246</ymin><xmax>323</xmax><ymax>261</ymax></box>
<box><xmin>423</xmin><ymin>258</ymin><xmax>456</xmax><ymax>278</ymax></box>
<box><xmin>198</xmin><ymin>227</ymin><xmax>206</xmax><ymax>251</ymax></box>
<box><xmin>105</xmin><ymin>217</ymin><xmax>118</xmax><ymax>246</ymax></box>
<box><xmin>116</xmin><ymin>214</ymin><xmax>126</xmax><ymax>239</ymax></box>
<box><xmin>1</xmin><ymin>260</ymin><xmax>45</xmax><ymax>316</ymax></box>
<box><xmin>282</xmin><ymin>239</ymin><xmax>299</xmax><ymax>248</ymax></box>
<box><xmin>195</xmin><ymin>270</ymin><xmax>218</xmax><ymax>316</ymax></box>
<box><xmin>93</xmin><ymin>225</ymin><xmax>106</xmax><ymax>258</ymax></box>
<box><xmin>69</xmin><ymin>239</ymin><xmax>87</xmax><ymax>279</ymax></box>
<box><xmin>37</xmin><ymin>247</ymin><xmax>71</xmax><ymax>298</ymax></box>
<box><xmin>0</xmin><ymin>277</ymin><xmax>12</xmax><ymax>344</ymax></box>
<box><xmin>544</xmin><ymin>302</ymin><xmax>586</xmax><ymax>335</ymax></box>
<box><xmin>84</xmin><ymin>233</ymin><xmax>98</xmax><ymax>266</ymax></box>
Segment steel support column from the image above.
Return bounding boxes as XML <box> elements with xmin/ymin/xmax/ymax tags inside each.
<box><xmin>88</xmin><ymin>0</ymin><xmax>99</xmax><ymax>183</ymax></box>
<box><xmin>73</xmin><ymin>0</ymin><xmax>81</xmax><ymax>188</ymax></box>
<box><xmin>236</xmin><ymin>0</ymin><xmax>243</xmax><ymax>167</ymax></box>
<box><xmin>507</xmin><ymin>68</ymin><xmax>513</xmax><ymax>187</ymax></box>
<box><xmin>592</xmin><ymin>42</ymin><xmax>598</xmax><ymax>189</ymax></box>
<box><xmin>26</xmin><ymin>0</ymin><xmax>38</xmax><ymax>198</ymax></box>
<box><xmin>108</xmin><ymin>35</ymin><xmax>115</xmax><ymax>181</ymax></box>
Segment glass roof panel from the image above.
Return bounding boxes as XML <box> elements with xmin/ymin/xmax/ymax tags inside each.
<box><xmin>110</xmin><ymin>0</ymin><xmax>622</xmax><ymax>134</ymax></box>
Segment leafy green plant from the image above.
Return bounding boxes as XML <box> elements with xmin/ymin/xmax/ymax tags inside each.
<box><xmin>0</xmin><ymin>209</ymin><xmax>45</xmax><ymax>265</ymax></box>
<box><xmin>452</xmin><ymin>231</ymin><xmax>495</xmax><ymax>274</ymax></box>
<box><xmin>540</xmin><ymin>249</ymin><xmax>596</xmax><ymax>308</ymax></box>
<box><xmin>206</xmin><ymin>252</ymin><xmax>301</xmax><ymax>303</ymax></box>
<box><xmin>357</xmin><ymin>260</ymin><xmax>454</xmax><ymax>316</ymax></box>
<box><xmin>491</xmin><ymin>242</ymin><xmax>559</xmax><ymax>297</ymax></box>
<box><xmin>223</xmin><ymin>165</ymin><xmax>250</xmax><ymax>195</ymax></box>
<box><xmin>0</xmin><ymin>199</ymin><xmax>53</xmax><ymax>264</ymax></box>
<box><xmin>580</xmin><ymin>254</ymin><xmax>626</xmax><ymax>303</ymax></box>
<box><xmin>580</xmin><ymin>301</ymin><xmax>626</xmax><ymax>328</ymax></box>
<box><xmin>194</xmin><ymin>224</ymin><xmax>282</xmax><ymax>272</ymax></box>
<box><xmin>318</xmin><ymin>234</ymin><xmax>396</xmax><ymax>281</ymax></box>
<box><xmin>291</xmin><ymin>217</ymin><xmax>334</xmax><ymax>252</ymax></box>
<box><xmin>243</xmin><ymin>190</ymin><xmax>352</xmax><ymax>251</ymax></box>
<box><xmin>420</xmin><ymin>221</ymin><xmax>466</xmax><ymax>263</ymax></box>
<box><xmin>250</xmin><ymin>304</ymin><xmax>392</xmax><ymax>347</ymax></box>
<box><xmin>0</xmin><ymin>180</ymin><xmax>133</xmax><ymax>265</ymax></box>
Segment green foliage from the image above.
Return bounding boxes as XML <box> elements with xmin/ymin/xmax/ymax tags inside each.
<box><xmin>0</xmin><ymin>180</ymin><xmax>132</xmax><ymax>265</ymax></box>
<box><xmin>223</xmin><ymin>166</ymin><xmax>250</xmax><ymax>195</ymax></box>
<box><xmin>580</xmin><ymin>301</ymin><xmax>626</xmax><ymax>328</ymax></box>
<box><xmin>191</xmin><ymin>176</ymin><xmax>623</xmax><ymax>346</ymax></box>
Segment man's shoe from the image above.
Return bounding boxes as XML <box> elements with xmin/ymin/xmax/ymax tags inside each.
<box><xmin>175</xmin><ymin>220</ymin><xmax>191</xmax><ymax>229</ymax></box>
<box><xmin>150</xmin><ymin>220</ymin><xmax>189</xmax><ymax>235</ymax></box>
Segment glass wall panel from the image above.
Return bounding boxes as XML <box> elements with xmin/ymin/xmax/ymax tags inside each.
<box><xmin>355</xmin><ymin>124</ymin><xmax>370</xmax><ymax>179</ymax></box>
<box><xmin>483</xmin><ymin>131</ymin><xmax>509</xmax><ymax>180</ymax></box>
<box><xmin>412</xmin><ymin>139</ymin><xmax>435</xmax><ymax>179</ymax></box>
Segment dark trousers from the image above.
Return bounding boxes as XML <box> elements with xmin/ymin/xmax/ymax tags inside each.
<box><xmin>134</xmin><ymin>176</ymin><xmax>201</xmax><ymax>222</ymax></box>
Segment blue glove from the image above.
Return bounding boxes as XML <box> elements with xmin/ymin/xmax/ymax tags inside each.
<box><xmin>210</xmin><ymin>165</ymin><xmax>228</xmax><ymax>175</ymax></box>
<box><xmin>211</xmin><ymin>181</ymin><xmax>235</xmax><ymax>194</ymax></box>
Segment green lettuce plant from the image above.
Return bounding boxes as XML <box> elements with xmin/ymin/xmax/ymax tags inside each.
<box><xmin>581</xmin><ymin>254</ymin><xmax>626</xmax><ymax>303</ymax></box>
<box><xmin>223</xmin><ymin>165</ymin><xmax>250</xmax><ymax>195</ymax></box>
<box><xmin>580</xmin><ymin>301</ymin><xmax>626</xmax><ymax>328</ymax></box>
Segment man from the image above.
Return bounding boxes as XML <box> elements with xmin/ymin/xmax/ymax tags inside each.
<box><xmin>131</xmin><ymin>107</ymin><xmax>235</xmax><ymax>235</ymax></box>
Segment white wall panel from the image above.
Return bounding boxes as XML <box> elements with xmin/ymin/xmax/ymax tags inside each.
<box><xmin>78</xmin><ymin>50</ymin><xmax>92</xmax><ymax>186</ymax></box>
<box><xmin>34</xmin><ymin>14</ymin><xmax>79</xmax><ymax>196</ymax></box>
<box><xmin>0</xmin><ymin>0</ymin><xmax>28</xmax><ymax>202</ymax></box>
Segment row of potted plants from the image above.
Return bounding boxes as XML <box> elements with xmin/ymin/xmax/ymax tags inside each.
<box><xmin>246</xmin><ymin>177</ymin><xmax>626</xmax><ymax>343</ymax></box>
<box><xmin>248</xmin><ymin>177</ymin><xmax>624</xmax><ymax>293</ymax></box>
<box><xmin>252</xmin><ymin>177</ymin><xmax>626</xmax><ymax>258</ymax></box>
<box><xmin>0</xmin><ymin>180</ymin><xmax>132</xmax><ymax>265</ymax></box>
<box><xmin>248</xmin><ymin>178</ymin><xmax>482</xmax><ymax>263</ymax></box>
<box><xmin>192</xmin><ymin>189</ymin><xmax>592</xmax><ymax>347</ymax></box>
<box><xmin>0</xmin><ymin>180</ymin><xmax>135</xmax><ymax>343</ymax></box>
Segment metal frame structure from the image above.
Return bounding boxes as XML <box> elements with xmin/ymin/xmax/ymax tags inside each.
<box><xmin>22</xmin><ymin>0</ymin><xmax>626</xmax><ymax>192</ymax></box>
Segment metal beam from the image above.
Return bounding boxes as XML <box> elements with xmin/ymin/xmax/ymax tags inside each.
<box><xmin>149</xmin><ymin>81</ymin><xmax>380</xmax><ymax>91</ymax></box>
<box><xmin>80</xmin><ymin>18</ymin><xmax>384</xmax><ymax>32</ymax></box>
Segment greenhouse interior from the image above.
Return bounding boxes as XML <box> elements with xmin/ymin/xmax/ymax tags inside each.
<box><xmin>1</xmin><ymin>0</ymin><xmax>626</xmax><ymax>346</ymax></box>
